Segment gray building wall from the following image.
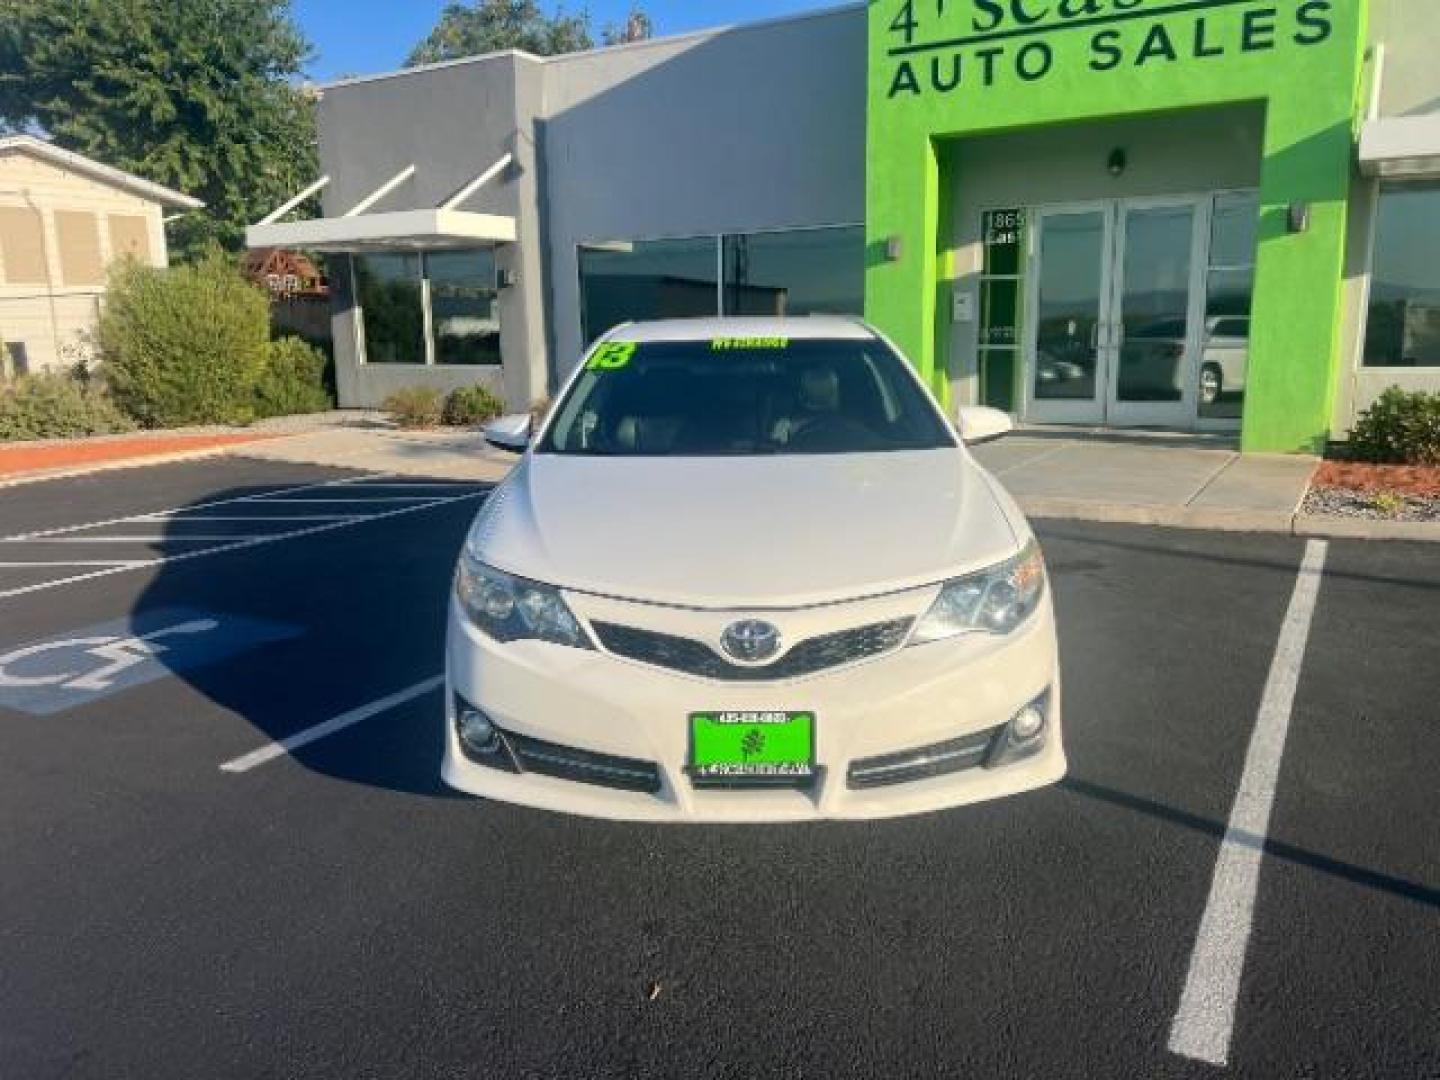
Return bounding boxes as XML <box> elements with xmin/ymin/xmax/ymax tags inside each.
<box><xmin>312</xmin><ymin>6</ymin><xmax>866</xmax><ymax>407</ymax></box>
<box><xmin>1371</xmin><ymin>0</ymin><xmax>1440</xmax><ymax>118</ymax></box>
<box><xmin>537</xmin><ymin>7</ymin><xmax>867</xmax><ymax>379</ymax></box>
<box><xmin>316</xmin><ymin>52</ymin><xmax>547</xmax><ymax>410</ymax></box>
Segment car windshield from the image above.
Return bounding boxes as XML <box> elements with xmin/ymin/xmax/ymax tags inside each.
<box><xmin>539</xmin><ymin>336</ymin><xmax>955</xmax><ymax>456</ymax></box>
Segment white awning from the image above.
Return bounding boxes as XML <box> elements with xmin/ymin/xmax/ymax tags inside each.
<box><xmin>1359</xmin><ymin>114</ymin><xmax>1440</xmax><ymax>178</ymax></box>
<box><xmin>245</xmin><ymin>208</ymin><xmax>516</xmax><ymax>253</ymax></box>
<box><xmin>245</xmin><ymin>155</ymin><xmax>517</xmax><ymax>253</ymax></box>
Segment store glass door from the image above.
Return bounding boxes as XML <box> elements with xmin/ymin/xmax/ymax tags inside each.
<box><xmin>1023</xmin><ymin>198</ymin><xmax>1207</xmax><ymax>427</ymax></box>
<box><xmin>1025</xmin><ymin>206</ymin><xmax>1111</xmax><ymax>425</ymax></box>
<box><xmin>1106</xmin><ymin>197</ymin><xmax>1206</xmax><ymax>427</ymax></box>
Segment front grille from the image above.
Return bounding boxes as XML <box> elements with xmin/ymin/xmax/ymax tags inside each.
<box><xmin>847</xmin><ymin>726</ymin><xmax>1002</xmax><ymax>790</ymax></box>
<box><xmin>591</xmin><ymin>617</ymin><xmax>914</xmax><ymax>682</ymax></box>
<box><xmin>502</xmin><ymin>728</ymin><xmax>662</xmax><ymax>794</ymax></box>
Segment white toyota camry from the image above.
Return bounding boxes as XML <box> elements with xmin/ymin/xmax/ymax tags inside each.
<box><xmin>443</xmin><ymin>317</ymin><xmax>1064</xmax><ymax>821</ymax></box>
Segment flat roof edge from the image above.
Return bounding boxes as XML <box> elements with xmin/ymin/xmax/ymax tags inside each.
<box><xmin>316</xmin><ymin>3</ymin><xmax>861</xmax><ymax>91</ymax></box>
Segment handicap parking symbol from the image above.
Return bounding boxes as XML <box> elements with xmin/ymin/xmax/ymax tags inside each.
<box><xmin>0</xmin><ymin>607</ymin><xmax>302</xmax><ymax>717</ymax></box>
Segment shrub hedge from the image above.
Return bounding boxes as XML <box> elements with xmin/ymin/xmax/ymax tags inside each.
<box><xmin>1348</xmin><ymin>387</ymin><xmax>1440</xmax><ymax>466</ymax></box>
<box><xmin>442</xmin><ymin>383</ymin><xmax>505</xmax><ymax>427</ymax></box>
<box><xmin>383</xmin><ymin>386</ymin><xmax>444</xmax><ymax>429</ymax></box>
<box><xmin>0</xmin><ymin>373</ymin><xmax>136</xmax><ymax>441</ymax></box>
<box><xmin>255</xmin><ymin>336</ymin><xmax>334</xmax><ymax>419</ymax></box>
<box><xmin>97</xmin><ymin>255</ymin><xmax>271</xmax><ymax>427</ymax></box>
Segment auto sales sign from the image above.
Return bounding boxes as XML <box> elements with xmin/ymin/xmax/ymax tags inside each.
<box><xmin>882</xmin><ymin>0</ymin><xmax>1337</xmax><ymax>100</ymax></box>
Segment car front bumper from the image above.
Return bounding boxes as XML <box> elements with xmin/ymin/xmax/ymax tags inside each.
<box><xmin>442</xmin><ymin>593</ymin><xmax>1064</xmax><ymax>823</ymax></box>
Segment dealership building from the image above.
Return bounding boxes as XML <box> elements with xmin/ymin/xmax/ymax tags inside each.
<box><xmin>249</xmin><ymin>0</ymin><xmax>1440</xmax><ymax>453</ymax></box>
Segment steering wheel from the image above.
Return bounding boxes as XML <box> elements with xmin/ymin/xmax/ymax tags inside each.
<box><xmin>786</xmin><ymin>413</ymin><xmax>884</xmax><ymax>451</ymax></box>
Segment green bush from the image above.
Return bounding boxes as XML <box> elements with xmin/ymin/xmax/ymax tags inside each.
<box><xmin>0</xmin><ymin>372</ymin><xmax>136</xmax><ymax>441</ymax></box>
<box><xmin>442</xmin><ymin>383</ymin><xmax>505</xmax><ymax>427</ymax></box>
<box><xmin>1347</xmin><ymin>387</ymin><xmax>1440</xmax><ymax>465</ymax></box>
<box><xmin>97</xmin><ymin>255</ymin><xmax>271</xmax><ymax>427</ymax></box>
<box><xmin>383</xmin><ymin>386</ymin><xmax>443</xmax><ymax>429</ymax></box>
<box><xmin>255</xmin><ymin>336</ymin><xmax>334</xmax><ymax>418</ymax></box>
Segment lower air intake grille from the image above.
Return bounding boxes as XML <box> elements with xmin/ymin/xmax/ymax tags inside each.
<box><xmin>847</xmin><ymin>727</ymin><xmax>1002</xmax><ymax>790</ymax></box>
<box><xmin>592</xmin><ymin>618</ymin><xmax>914</xmax><ymax>682</ymax></box>
<box><xmin>502</xmin><ymin>728</ymin><xmax>661</xmax><ymax>794</ymax></box>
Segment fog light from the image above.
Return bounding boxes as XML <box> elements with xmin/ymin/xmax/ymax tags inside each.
<box><xmin>457</xmin><ymin>707</ymin><xmax>498</xmax><ymax>755</ymax></box>
<box><xmin>987</xmin><ymin>692</ymin><xmax>1051</xmax><ymax>768</ymax></box>
<box><xmin>1011</xmin><ymin>705</ymin><xmax>1046</xmax><ymax>743</ymax></box>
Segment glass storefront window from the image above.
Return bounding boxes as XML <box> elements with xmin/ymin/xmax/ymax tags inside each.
<box><xmin>354</xmin><ymin>253</ymin><xmax>425</xmax><ymax>365</ymax></box>
<box><xmin>578</xmin><ymin>228</ymin><xmax>865</xmax><ymax>346</ymax></box>
<box><xmin>1199</xmin><ymin>192</ymin><xmax>1259</xmax><ymax>421</ymax></box>
<box><xmin>428</xmin><ymin>250</ymin><xmax>500</xmax><ymax>366</ymax></box>
<box><xmin>354</xmin><ymin>249</ymin><xmax>504</xmax><ymax>367</ymax></box>
<box><xmin>579</xmin><ymin>236</ymin><xmax>719</xmax><ymax>344</ymax></box>
<box><xmin>1364</xmin><ymin>181</ymin><xmax>1440</xmax><ymax>368</ymax></box>
<box><xmin>978</xmin><ymin>208</ymin><xmax>1026</xmax><ymax>411</ymax></box>
<box><xmin>721</xmin><ymin>226</ymin><xmax>864</xmax><ymax>318</ymax></box>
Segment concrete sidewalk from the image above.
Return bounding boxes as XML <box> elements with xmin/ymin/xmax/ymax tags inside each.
<box><xmin>233</xmin><ymin>426</ymin><xmax>1317</xmax><ymax>532</ymax></box>
<box><xmin>970</xmin><ymin>430</ymin><xmax>1318</xmax><ymax>533</ymax></box>
<box><xmin>236</xmin><ymin>426</ymin><xmax>516</xmax><ymax>483</ymax></box>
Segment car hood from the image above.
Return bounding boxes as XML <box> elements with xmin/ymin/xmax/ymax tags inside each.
<box><xmin>469</xmin><ymin>450</ymin><xmax>1020</xmax><ymax>609</ymax></box>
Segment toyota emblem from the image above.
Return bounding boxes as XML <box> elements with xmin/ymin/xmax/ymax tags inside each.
<box><xmin>720</xmin><ymin>620</ymin><xmax>782</xmax><ymax>664</ymax></box>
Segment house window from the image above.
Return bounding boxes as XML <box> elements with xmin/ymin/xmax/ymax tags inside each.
<box><xmin>108</xmin><ymin>215</ymin><xmax>152</xmax><ymax>264</ymax></box>
<box><xmin>54</xmin><ymin>210</ymin><xmax>104</xmax><ymax>286</ymax></box>
<box><xmin>1363</xmin><ymin>181</ymin><xmax>1440</xmax><ymax>368</ymax></box>
<box><xmin>0</xmin><ymin>205</ymin><xmax>48</xmax><ymax>284</ymax></box>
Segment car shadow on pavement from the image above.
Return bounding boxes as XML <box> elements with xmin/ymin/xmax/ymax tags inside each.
<box><xmin>132</xmin><ymin>478</ymin><xmax>492</xmax><ymax>798</ymax></box>
<box><xmin>1062</xmin><ymin>776</ymin><xmax>1440</xmax><ymax>911</ymax></box>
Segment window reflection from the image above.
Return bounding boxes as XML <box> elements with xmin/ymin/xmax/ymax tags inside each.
<box><xmin>1116</xmin><ymin>206</ymin><xmax>1194</xmax><ymax>404</ymax></box>
<box><xmin>429</xmin><ymin>250</ymin><xmax>500</xmax><ymax>366</ymax></box>
<box><xmin>354</xmin><ymin>254</ymin><xmax>425</xmax><ymax>365</ymax></box>
<box><xmin>722</xmin><ymin>227</ymin><xmax>864</xmax><ymax>317</ymax></box>
<box><xmin>1033</xmin><ymin>212</ymin><xmax>1104</xmax><ymax>402</ymax></box>
<box><xmin>579</xmin><ymin>237</ymin><xmax>719</xmax><ymax>344</ymax></box>
<box><xmin>1364</xmin><ymin>182</ymin><xmax>1440</xmax><ymax>368</ymax></box>
<box><xmin>1199</xmin><ymin>192</ymin><xmax>1259</xmax><ymax>420</ymax></box>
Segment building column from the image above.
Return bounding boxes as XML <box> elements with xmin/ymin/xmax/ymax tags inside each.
<box><xmin>1242</xmin><ymin>101</ymin><xmax>1362</xmax><ymax>453</ymax></box>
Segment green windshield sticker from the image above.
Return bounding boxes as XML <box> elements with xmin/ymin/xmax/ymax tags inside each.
<box><xmin>586</xmin><ymin>341</ymin><xmax>637</xmax><ymax>371</ymax></box>
<box><xmin>711</xmin><ymin>337</ymin><xmax>790</xmax><ymax>351</ymax></box>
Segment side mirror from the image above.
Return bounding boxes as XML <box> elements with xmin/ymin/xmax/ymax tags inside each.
<box><xmin>957</xmin><ymin>406</ymin><xmax>1014</xmax><ymax>446</ymax></box>
<box><xmin>483</xmin><ymin>413</ymin><xmax>533</xmax><ymax>453</ymax></box>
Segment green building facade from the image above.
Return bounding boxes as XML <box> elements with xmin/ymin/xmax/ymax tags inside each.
<box><xmin>866</xmin><ymin>0</ymin><xmax>1372</xmax><ymax>452</ymax></box>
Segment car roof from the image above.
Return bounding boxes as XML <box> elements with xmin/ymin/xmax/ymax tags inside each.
<box><xmin>605</xmin><ymin>316</ymin><xmax>877</xmax><ymax>344</ymax></box>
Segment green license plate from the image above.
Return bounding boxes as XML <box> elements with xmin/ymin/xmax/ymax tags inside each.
<box><xmin>689</xmin><ymin>711</ymin><xmax>815</xmax><ymax>783</ymax></box>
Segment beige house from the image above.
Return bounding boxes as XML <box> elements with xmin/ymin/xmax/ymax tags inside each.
<box><xmin>0</xmin><ymin>135</ymin><xmax>202</xmax><ymax>375</ymax></box>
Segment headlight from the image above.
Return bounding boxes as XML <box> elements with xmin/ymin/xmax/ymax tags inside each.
<box><xmin>910</xmin><ymin>540</ymin><xmax>1046</xmax><ymax>643</ymax></box>
<box><xmin>455</xmin><ymin>551</ymin><xmax>592</xmax><ymax>649</ymax></box>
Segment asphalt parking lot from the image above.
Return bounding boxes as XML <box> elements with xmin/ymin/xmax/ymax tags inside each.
<box><xmin>1</xmin><ymin>457</ymin><xmax>1436</xmax><ymax>1079</ymax></box>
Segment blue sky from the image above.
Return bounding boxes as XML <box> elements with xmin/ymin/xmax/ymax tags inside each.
<box><xmin>291</xmin><ymin>1</ymin><xmax>833</xmax><ymax>82</ymax></box>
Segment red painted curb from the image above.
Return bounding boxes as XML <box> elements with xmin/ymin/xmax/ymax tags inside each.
<box><xmin>0</xmin><ymin>433</ymin><xmax>278</xmax><ymax>478</ymax></box>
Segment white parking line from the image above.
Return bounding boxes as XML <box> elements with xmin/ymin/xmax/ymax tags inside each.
<box><xmin>238</xmin><ymin>496</ymin><xmax>448</xmax><ymax>504</ymax></box>
<box><xmin>0</xmin><ymin>473</ymin><xmax>394</xmax><ymax>542</ymax></box>
<box><xmin>0</xmin><ymin>492</ymin><xmax>485</xmax><ymax>601</ymax></box>
<box><xmin>1168</xmin><ymin>539</ymin><xmax>1329</xmax><ymax>1068</ymax></box>
<box><xmin>0</xmin><ymin>560</ymin><xmax>149</xmax><ymax>568</ymax></box>
<box><xmin>9</xmin><ymin>536</ymin><xmax>272</xmax><ymax>544</ymax></box>
<box><xmin>219</xmin><ymin>676</ymin><xmax>443</xmax><ymax>774</ymax></box>
<box><xmin>136</xmin><ymin>515</ymin><xmax>367</xmax><ymax>523</ymax></box>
